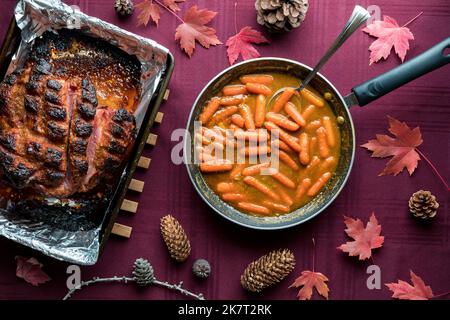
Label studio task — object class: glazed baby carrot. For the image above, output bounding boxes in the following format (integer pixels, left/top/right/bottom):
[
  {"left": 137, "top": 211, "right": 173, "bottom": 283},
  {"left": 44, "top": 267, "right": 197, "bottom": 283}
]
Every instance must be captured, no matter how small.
[
  {"left": 231, "top": 114, "right": 245, "bottom": 128},
  {"left": 320, "top": 156, "right": 336, "bottom": 171},
  {"left": 209, "top": 105, "right": 238, "bottom": 125},
  {"left": 237, "top": 202, "right": 271, "bottom": 215},
  {"left": 223, "top": 84, "right": 247, "bottom": 96},
  {"left": 270, "top": 171, "right": 296, "bottom": 189},
  {"left": 305, "top": 156, "right": 321, "bottom": 173},
  {"left": 240, "top": 74, "right": 274, "bottom": 85},
  {"left": 295, "top": 178, "right": 312, "bottom": 200},
  {"left": 242, "top": 162, "right": 271, "bottom": 176},
  {"left": 310, "top": 136, "right": 317, "bottom": 157},
  {"left": 305, "top": 119, "right": 322, "bottom": 131},
  {"left": 245, "top": 83, "right": 272, "bottom": 96},
  {"left": 307, "top": 172, "right": 332, "bottom": 197},
  {"left": 316, "top": 127, "right": 330, "bottom": 158},
  {"left": 322, "top": 116, "right": 336, "bottom": 147},
  {"left": 272, "top": 87, "right": 296, "bottom": 113},
  {"left": 299, "top": 133, "right": 310, "bottom": 165},
  {"left": 278, "top": 188, "right": 294, "bottom": 206},
  {"left": 279, "top": 150, "right": 299, "bottom": 171},
  {"left": 234, "top": 129, "right": 269, "bottom": 141},
  {"left": 264, "top": 121, "right": 301, "bottom": 152},
  {"left": 254, "top": 94, "right": 266, "bottom": 128},
  {"left": 265, "top": 112, "right": 300, "bottom": 131},
  {"left": 196, "top": 146, "right": 216, "bottom": 162},
  {"left": 230, "top": 163, "right": 247, "bottom": 179},
  {"left": 284, "top": 101, "right": 306, "bottom": 127},
  {"left": 301, "top": 105, "right": 316, "bottom": 121},
  {"left": 220, "top": 95, "right": 245, "bottom": 106},
  {"left": 239, "top": 104, "right": 256, "bottom": 130},
  {"left": 262, "top": 200, "right": 290, "bottom": 213},
  {"left": 200, "top": 160, "right": 233, "bottom": 173},
  {"left": 229, "top": 123, "right": 239, "bottom": 130},
  {"left": 243, "top": 176, "right": 280, "bottom": 201},
  {"left": 221, "top": 193, "right": 247, "bottom": 201},
  {"left": 199, "top": 97, "right": 221, "bottom": 124},
  {"left": 300, "top": 88, "right": 325, "bottom": 107},
  {"left": 195, "top": 133, "right": 211, "bottom": 145},
  {"left": 273, "top": 139, "right": 294, "bottom": 153},
  {"left": 239, "top": 145, "right": 271, "bottom": 156},
  {"left": 216, "top": 181, "right": 240, "bottom": 193}
]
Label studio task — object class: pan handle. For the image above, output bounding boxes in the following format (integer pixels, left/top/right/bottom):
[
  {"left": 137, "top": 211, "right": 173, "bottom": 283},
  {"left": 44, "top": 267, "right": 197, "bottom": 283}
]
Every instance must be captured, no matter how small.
[{"left": 350, "top": 37, "right": 450, "bottom": 106}]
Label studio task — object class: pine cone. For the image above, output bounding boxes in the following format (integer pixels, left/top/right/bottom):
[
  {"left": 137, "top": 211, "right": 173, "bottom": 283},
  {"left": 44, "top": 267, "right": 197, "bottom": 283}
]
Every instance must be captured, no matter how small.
[
  {"left": 132, "top": 258, "right": 155, "bottom": 286},
  {"left": 241, "top": 249, "right": 296, "bottom": 292},
  {"left": 409, "top": 190, "right": 439, "bottom": 220},
  {"left": 115, "top": 0, "right": 134, "bottom": 17},
  {"left": 255, "top": 0, "right": 309, "bottom": 33},
  {"left": 192, "top": 259, "right": 211, "bottom": 279},
  {"left": 160, "top": 215, "right": 191, "bottom": 262}
]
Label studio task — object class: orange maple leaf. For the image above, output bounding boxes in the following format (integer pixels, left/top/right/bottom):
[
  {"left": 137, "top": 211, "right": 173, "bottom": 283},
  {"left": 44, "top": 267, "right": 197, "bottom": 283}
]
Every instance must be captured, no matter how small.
[
  {"left": 136, "top": 0, "right": 161, "bottom": 26},
  {"left": 289, "top": 270, "right": 329, "bottom": 300},
  {"left": 175, "top": 5, "right": 222, "bottom": 58},
  {"left": 337, "top": 213, "right": 385, "bottom": 260},
  {"left": 386, "top": 271, "right": 433, "bottom": 300},
  {"left": 361, "top": 116, "right": 423, "bottom": 176}
]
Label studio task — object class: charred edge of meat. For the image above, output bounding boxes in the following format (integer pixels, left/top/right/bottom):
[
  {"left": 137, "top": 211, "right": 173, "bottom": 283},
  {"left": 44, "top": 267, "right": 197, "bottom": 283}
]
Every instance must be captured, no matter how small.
[
  {"left": 104, "top": 155, "right": 121, "bottom": 172},
  {"left": 73, "top": 159, "right": 88, "bottom": 175},
  {"left": 24, "top": 95, "right": 39, "bottom": 113},
  {"left": 81, "top": 79, "right": 98, "bottom": 106},
  {"left": 0, "top": 134, "right": 16, "bottom": 151},
  {"left": 110, "top": 122, "right": 125, "bottom": 138},
  {"left": 74, "top": 120, "right": 93, "bottom": 137},
  {"left": 47, "top": 79, "right": 62, "bottom": 91},
  {"left": 26, "top": 74, "right": 42, "bottom": 92},
  {"left": 47, "top": 121, "right": 67, "bottom": 140},
  {"left": 77, "top": 103, "right": 96, "bottom": 120},
  {"left": 46, "top": 170, "right": 65, "bottom": 186},
  {"left": 4, "top": 74, "right": 17, "bottom": 86},
  {"left": 46, "top": 105, "right": 67, "bottom": 120},
  {"left": 108, "top": 140, "right": 126, "bottom": 155},
  {"left": 26, "top": 142, "right": 41, "bottom": 160},
  {"left": 44, "top": 90, "right": 61, "bottom": 105},
  {"left": 0, "top": 151, "right": 33, "bottom": 187},
  {"left": 112, "top": 109, "right": 134, "bottom": 123},
  {"left": 33, "top": 59, "right": 51, "bottom": 75},
  {"left": 71, "top": 139, "right": 87, "bottom": 155},
  {"left": 44, "top": 148, "right": 63, "bottom": 168}
]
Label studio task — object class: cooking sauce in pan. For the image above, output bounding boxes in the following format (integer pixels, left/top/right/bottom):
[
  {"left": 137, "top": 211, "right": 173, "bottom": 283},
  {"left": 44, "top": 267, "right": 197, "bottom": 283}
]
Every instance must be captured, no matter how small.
[{"left": 196, "top": 73, "right": 341, "bottom": 217}]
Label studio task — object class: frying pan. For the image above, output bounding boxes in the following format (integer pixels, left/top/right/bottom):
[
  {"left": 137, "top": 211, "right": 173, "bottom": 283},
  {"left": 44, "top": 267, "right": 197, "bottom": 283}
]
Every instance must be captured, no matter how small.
[{"left": 185, "top": 37, "right": 450, "bottom": 230}]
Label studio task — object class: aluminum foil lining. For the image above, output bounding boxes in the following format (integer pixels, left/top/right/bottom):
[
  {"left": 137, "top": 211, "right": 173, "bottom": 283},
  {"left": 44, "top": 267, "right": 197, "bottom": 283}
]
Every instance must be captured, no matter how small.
[{"left": 0, "top": 0, "right": 169, "bottom": 265}]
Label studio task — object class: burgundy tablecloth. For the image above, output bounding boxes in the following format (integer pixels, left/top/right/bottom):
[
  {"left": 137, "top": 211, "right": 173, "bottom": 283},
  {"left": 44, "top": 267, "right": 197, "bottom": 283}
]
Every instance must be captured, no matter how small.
[{"left": 0, "top": 0, "right": 448, "bottom": 300}]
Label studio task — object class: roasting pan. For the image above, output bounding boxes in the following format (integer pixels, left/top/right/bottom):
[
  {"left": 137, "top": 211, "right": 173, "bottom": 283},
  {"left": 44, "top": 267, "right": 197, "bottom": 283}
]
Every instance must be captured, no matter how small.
[{"left": 0, "top": 16, "right": 174, "bottom": 262}]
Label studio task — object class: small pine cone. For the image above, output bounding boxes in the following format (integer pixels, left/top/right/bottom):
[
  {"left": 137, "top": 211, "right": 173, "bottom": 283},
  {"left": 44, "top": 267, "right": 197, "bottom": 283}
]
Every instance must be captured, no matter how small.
[
  {"left": 192, "top": 259, "right": 211, "bottom": 279},
  {"left": 160, "top": 215, "right": 191, "bottom": 262},
  {"left": 132, "top": 258, "right": 155, "bottom": 286},
  {"left": 115, "top": 0, "right": 134, "bottom": 17},
  {"left": 409, "top": 190, "right": 439, "bottom": 220},
  {"left": 255, "top": 0, "right": 309, "bottom": 33},
  {"left": 241, "top": 249, "right": 295, "bottom": 292}
]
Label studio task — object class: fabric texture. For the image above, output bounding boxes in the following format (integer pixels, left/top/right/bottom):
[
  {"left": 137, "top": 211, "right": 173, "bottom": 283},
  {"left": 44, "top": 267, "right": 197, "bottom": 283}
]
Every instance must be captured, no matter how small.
[{"left": 0, "top": 0, "right": 448, "bottom": 300}]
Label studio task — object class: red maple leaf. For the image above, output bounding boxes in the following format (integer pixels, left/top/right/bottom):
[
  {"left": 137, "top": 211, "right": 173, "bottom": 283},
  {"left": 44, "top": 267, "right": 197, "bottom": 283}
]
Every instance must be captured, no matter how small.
[
  {"left": 361, "top": 116, "right": 423, "bottom": 176},
  {"left": 289, "top": 270, "right": 329, "bottom": 300},
  {"left": 136, "top": 0, "right": 161, "bottom": 26},
  {"left": 175, "top": 5, "right": 222, "bottom": 58},
  {"left": 337, "top": 213, "right": 385, "bottom": 260},
  {"left": 386, "top": 271, "right": 433, "bottom": 300},
  {"left": 15, "top": 256, "right": 51, "bottom": 286},
  {"left": 226, "top": 26, "right": 269, "bottom": 65},
  {"left": 363, "top": 15, "right": 417, "bottom": 64},
  {"left": 162, "top": 0, "right": 185, "bottom": 12}
]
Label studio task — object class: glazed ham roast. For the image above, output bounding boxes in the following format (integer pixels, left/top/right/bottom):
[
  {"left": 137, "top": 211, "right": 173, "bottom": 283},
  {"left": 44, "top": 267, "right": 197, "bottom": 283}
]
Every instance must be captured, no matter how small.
[{"left": 0, "top": 30, "right": 141, "bottom": 199}]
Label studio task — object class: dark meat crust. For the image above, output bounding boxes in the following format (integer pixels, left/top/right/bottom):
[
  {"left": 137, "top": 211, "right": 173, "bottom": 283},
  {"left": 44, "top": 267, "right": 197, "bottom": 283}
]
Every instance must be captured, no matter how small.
[{"left": 0, "top": 30, "right": 140, "bottom": 198}]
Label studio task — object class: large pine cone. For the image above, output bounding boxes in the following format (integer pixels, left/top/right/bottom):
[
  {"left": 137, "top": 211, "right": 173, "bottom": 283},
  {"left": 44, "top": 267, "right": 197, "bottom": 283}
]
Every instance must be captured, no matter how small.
[
  {"left": 409, "top": 190, "right": 439, "bottom": 220},
  {"left": 160, "top": 215, "right": 191, "bottom": 262},
  {"left": 241, "top": 249, "right": 296, "bottom": 292},
  {"left": 255, "top": 0, "right": 309, "bottom": 33}
]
